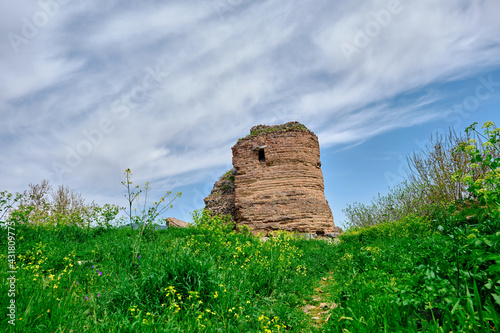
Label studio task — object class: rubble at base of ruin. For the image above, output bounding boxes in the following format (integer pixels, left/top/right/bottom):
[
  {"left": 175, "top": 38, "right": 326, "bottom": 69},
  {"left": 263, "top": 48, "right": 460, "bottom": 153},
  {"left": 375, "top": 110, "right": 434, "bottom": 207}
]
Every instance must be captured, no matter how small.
[{"left": 204, "top": 121, "right": 338, "bottom": 235}]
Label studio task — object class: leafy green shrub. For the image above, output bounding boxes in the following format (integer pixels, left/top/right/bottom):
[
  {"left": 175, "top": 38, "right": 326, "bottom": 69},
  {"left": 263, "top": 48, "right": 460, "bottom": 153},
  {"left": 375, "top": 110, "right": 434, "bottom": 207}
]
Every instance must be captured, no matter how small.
[
  {"left": 344, "top": 121, "right": 500, "bottom": 230},
  {"left": 331, "top": 122, "right": 500, "bottom": 331},
  {"left": 0, "top": 190, "right": 22, "bottom": 222},
  {"left": 326, "top": 208, "right": 500, "bottom": 332},
  {"left": 407, "top": 128, "right": 481, "bottom": 205},
  {"left": 192, "top": 209, "right": 236, "bottom": 235},
  {"left": 121, "top": 168, "right": 181, "bottom": 228},
  {"left": 455, "top": 121, "right": 500, "bottom": 205},
  {"left": 4, "top": 180, "right": 121, "bottom": 228},
  {"left": 340, "top": 214, "right": 432, "bottom": 244},
  {"left": 325, "top": 195, "right": 500, "bottom": 332},
  {"left": 343, "top": 181, "right": 438, "bottom": 228}
]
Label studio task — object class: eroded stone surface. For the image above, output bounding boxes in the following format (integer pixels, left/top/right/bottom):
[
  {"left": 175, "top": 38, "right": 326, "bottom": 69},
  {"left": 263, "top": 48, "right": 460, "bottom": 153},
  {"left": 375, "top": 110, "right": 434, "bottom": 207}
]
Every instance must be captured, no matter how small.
[
  {"left": 203, "top": 170, "right": 236, "bottom": 218},
  {"left": 166, "top": 217, "right": 189, "bottom": 228},
  {"left": 205, "top": 122, "right": 336, "bottom": 234}
]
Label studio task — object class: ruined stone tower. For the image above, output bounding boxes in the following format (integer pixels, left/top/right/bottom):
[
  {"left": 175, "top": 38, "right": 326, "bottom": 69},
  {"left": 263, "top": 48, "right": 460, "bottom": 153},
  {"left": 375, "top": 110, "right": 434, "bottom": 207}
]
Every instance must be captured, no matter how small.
[{"left": 204, "top": 121, "right": 335, "bottom": 234}]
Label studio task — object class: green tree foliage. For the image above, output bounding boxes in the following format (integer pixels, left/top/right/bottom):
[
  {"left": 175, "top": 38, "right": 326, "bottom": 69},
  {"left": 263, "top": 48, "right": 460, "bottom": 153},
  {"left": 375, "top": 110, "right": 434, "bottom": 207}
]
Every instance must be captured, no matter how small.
[
  {"left": 343, "top": 181, "right": 436, "bottom": 228},
  {"left": 0, "top": 190, "right": 22, "bottom": 222},
  {"left": 344, "top": 121, "right": 500, "bottom": 229},
  {"left": 455, "top": 121, "right": 500, "bottom": 205},
  {"left": 6, "top": 180, "right": 120, "bottom": 228},
  {"left": 407, "top": 129, "right": 477, "bottom": 204},
  {"left": 335, "top": 121, "right": 500, "bottom": 331}
]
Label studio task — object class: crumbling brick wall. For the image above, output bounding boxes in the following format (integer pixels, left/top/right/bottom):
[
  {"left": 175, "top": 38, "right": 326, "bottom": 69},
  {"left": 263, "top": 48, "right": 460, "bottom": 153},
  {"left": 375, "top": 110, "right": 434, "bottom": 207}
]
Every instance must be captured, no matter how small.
[
  {"left": 205, "top": 122, "right": 335, "bottom": 234},
  {"left": 204, "top": 170, "right": 236, "bottom": 218}
]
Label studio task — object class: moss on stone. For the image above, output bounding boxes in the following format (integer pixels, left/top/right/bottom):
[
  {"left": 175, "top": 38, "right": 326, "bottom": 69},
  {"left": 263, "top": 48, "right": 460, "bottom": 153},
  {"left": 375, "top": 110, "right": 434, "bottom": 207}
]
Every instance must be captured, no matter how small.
[
  {"left": 239, "top": 121, "right": 311, "bottom": 141},
  {"left": 220, "top": 169, "right": 235, "bottom": 183}
]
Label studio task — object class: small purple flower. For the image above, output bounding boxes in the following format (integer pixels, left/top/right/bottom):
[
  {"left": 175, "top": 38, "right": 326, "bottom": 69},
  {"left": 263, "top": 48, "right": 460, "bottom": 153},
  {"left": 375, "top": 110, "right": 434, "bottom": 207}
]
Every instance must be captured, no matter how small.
[
  {"left": 138, "top": 255, "right": 141, "bottom": 259},
  {"left": 139, "top": 265, "right": 141, "bottom": 267},
  {"left": 99, "top": 272, "right": 102, "bottom": 276},
  {"left": 96, "top": 270, "right": 98, "bottom": 273},
  {"left": 76, "top": 281, "right": 79, "bottom": 285},
  {"left": 85, "top": 296, "right": 88, "bottom": 300},
  {"left": 92, "top": 265, "right": 94, "bottom": 268},
  {"left": 97, "top": 294, "right": 101, "bottom": 298}
]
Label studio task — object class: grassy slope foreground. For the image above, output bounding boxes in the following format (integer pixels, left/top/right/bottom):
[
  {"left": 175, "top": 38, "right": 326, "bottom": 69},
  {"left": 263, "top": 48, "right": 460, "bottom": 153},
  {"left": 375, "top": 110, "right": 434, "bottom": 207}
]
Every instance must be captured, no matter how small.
[
  {"left": 1, "top": 207, "right": 499, "bottom": 332},
  {"left": 1, "top": 121, "right": 500, "bottom": 332},
  {"left": 324, "top": 211, "right": 500, "bottom": 332},
  {"left": 1, "top": 212, "right": 342, "bottom": 332}
]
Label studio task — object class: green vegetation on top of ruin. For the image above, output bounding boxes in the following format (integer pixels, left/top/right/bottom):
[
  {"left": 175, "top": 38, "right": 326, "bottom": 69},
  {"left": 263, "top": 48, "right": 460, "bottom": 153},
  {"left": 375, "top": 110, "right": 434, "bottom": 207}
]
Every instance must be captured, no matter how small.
[
  {"left": 214, "top": 169, "right": 235, "bottom": 194},
  {"left": 239, "top": 121, "right": 312, "bottom": 141},
  {"left": 220, "top": 169, "right": 235, "bottom": 183},
  {"left": 1, "top": 121, "right": 499, "bottom": 332}
]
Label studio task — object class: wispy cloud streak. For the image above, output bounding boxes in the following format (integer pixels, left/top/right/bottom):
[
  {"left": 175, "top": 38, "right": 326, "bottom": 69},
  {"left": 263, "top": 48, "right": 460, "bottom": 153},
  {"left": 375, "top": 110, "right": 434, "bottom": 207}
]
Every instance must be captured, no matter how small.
[{"left": 1, "top": 0, "right": 499, "bottom": 205}]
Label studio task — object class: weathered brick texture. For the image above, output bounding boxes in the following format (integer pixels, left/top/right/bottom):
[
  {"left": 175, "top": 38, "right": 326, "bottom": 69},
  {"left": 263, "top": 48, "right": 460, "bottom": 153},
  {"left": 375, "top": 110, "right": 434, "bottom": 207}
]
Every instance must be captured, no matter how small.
[
  {"left": 205, "top": 122, "right": 335, "bottom": 234},
  {"left": 204, "top": 172, "right": 236, "bottom": 218}
]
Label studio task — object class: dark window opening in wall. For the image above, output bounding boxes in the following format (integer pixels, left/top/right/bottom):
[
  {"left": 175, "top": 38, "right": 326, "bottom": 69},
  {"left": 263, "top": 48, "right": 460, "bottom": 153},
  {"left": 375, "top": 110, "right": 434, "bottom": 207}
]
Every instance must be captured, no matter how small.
[{"left": 259, "top": 148, "right": 265, "bottom": 162}]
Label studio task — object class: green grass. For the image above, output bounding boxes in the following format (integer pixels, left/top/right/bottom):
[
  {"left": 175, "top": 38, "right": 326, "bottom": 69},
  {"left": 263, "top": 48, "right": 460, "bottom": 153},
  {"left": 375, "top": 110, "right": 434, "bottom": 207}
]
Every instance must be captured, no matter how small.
[
  {"left": 239, "top": 121, "right": 312, "bottom": 141},
  {"left": 2, "top": 205, "right": 499, "bottom": 332},
  {"left": 3, "top": 121, "right": 499, "bottom": 332},
  {"left": 322, "top": 206, "right": 500, "bottom": 332},
  {"left": 1, "top": 212, "right": 338, "bottom": 332}
]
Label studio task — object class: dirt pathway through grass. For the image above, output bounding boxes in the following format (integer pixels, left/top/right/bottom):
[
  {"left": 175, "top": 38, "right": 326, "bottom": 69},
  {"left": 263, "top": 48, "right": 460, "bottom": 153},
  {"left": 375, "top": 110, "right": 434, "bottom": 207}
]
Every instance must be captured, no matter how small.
[{"left": 302, "top": 271, "right": 338, "bottom": 328}]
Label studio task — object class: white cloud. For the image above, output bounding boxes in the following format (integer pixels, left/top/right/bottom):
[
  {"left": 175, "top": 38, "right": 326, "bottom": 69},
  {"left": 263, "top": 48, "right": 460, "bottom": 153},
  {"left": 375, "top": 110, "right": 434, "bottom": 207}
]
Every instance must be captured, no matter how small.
[{"left": 1, "top": 0, "right": 500, "bottom": 209}]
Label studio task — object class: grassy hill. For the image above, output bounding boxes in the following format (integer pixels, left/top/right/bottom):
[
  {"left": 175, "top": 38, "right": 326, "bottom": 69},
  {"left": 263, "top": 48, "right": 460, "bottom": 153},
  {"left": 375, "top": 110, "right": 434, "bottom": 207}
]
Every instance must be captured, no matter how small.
[{"left": 1, "top": 121, "right": 499, "bottom": 332}]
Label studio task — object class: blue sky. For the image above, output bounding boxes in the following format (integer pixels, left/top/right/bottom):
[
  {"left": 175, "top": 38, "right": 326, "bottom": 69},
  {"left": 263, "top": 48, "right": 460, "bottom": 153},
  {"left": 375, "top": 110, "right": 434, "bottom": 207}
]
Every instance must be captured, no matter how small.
[{"left": 1, "top": 0, "right": 500, "bottom": 228}]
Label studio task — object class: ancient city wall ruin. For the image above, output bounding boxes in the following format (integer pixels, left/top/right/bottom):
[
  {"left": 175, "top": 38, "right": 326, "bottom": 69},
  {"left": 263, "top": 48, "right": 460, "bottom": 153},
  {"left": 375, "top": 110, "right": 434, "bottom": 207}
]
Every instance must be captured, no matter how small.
[{"left": 204, "top": 122, "right": 336, "bottom": 234}]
